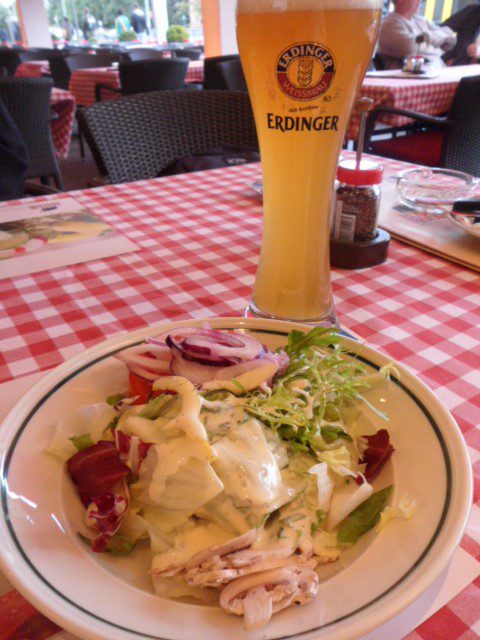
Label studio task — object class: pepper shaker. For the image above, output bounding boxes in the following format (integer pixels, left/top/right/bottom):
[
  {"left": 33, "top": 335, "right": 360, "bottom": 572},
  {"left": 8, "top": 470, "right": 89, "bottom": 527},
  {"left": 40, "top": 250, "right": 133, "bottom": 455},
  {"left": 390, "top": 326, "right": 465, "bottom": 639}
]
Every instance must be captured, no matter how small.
[{"left": 330, "top": 98, "right": 390, "bottom": 269}]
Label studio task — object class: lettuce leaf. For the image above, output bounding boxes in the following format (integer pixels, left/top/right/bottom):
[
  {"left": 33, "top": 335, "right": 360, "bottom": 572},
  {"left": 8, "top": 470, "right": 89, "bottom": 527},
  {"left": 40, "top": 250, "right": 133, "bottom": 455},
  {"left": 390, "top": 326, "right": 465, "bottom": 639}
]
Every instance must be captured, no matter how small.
[{"left": 337, "top": 485, "right": 393, "bottom": 545}]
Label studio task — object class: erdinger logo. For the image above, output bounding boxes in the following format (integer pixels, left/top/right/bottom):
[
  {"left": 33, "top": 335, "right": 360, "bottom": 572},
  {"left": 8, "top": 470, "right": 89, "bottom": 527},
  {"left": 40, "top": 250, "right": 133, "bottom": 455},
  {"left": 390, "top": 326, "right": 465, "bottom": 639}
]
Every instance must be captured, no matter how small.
[{"left": 276, "top": 42, "right": 335, "bottom": 101}]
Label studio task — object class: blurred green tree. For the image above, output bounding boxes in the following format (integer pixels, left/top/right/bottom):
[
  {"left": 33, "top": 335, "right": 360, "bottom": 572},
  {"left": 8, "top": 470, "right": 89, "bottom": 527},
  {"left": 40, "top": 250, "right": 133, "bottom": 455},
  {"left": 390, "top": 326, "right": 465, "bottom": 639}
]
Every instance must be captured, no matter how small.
[{"left": 167, "top": 1, "right": 190, "bottom": 26}]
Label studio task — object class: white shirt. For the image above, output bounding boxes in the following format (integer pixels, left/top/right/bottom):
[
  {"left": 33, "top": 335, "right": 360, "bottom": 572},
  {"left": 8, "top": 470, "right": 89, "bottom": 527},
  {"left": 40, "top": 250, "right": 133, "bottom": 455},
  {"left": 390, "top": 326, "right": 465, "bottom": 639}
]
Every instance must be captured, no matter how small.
[{"left": 378, "top": 13, "right": 456, "bottom": 63}]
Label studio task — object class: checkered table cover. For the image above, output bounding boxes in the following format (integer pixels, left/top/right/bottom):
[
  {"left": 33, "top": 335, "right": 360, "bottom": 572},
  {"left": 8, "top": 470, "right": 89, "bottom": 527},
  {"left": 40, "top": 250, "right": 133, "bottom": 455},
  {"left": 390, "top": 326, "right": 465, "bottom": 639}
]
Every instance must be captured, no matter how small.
[
  {"left": 346, "top": 64, "right": 480, "bottom": 141},
  {"left": 50, "top": 87, "right": 75, "bottom": 159},
  {"left": 14, "top": 59, "right": 50, "bottom": 78},
  {"left": 0, "top": 154, "right": 479, "bottom": 639},
  {"left": 69, "top": 60, "right": 205, "bottom": 107}
]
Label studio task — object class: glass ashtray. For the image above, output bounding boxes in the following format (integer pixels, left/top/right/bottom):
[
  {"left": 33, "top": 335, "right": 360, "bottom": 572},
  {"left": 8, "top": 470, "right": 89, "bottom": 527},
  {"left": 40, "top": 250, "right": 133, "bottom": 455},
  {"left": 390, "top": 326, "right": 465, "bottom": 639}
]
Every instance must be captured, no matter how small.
[
  {"left": 396, "top": 167, "right": 479, "bottom": 214},
  {"left": 448, "top": 212, "right": 480, "bottom": 238}
]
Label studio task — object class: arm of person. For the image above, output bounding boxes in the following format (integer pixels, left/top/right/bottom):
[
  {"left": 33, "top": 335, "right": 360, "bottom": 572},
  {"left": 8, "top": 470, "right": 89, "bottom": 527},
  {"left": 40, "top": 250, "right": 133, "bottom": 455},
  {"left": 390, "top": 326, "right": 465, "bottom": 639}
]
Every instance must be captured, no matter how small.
[
  {"left": 378, "top": 16, "right": 416, "bottom": 58},
  {"left": 424, "top": 20, "right": 456, "bottom": 51},
  {"left": 467, "top": 42, "right": 480, "bottom": 58}
]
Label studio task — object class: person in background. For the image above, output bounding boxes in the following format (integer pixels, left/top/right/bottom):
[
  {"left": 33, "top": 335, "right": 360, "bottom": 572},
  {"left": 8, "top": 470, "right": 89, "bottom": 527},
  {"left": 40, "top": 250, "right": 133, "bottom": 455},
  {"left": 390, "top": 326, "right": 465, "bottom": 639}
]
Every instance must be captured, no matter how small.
[
  {"left": 11, "top": 21, "right": 21, "bottom": 44},
  {"left": 115, "top": 10, "right": 132, "bottom": 39},
  {"left": 130, "top": 4, "right": 148, "bottom": 41},
  {"left": 62, "top": 16, "right": 74, "bottom": 43},
  {"left": 81, "top": 8, "right": 96, "bottom": 40},
  {"left": 0, "top": 97, "right": 28, "bottom": 201},
  {"left": 442, "top": 3, "right": 480, "bottom": 65},
  {"left": 377, "top": 0, "right": 456, "bottom": 68}
]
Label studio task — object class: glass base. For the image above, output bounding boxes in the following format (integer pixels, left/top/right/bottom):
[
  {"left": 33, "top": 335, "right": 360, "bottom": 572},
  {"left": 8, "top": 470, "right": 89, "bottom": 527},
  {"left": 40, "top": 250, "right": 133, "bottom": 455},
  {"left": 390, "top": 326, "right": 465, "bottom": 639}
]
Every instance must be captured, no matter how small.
[{"left": 245, "top": 300, "right": 338, "bottom": 328}]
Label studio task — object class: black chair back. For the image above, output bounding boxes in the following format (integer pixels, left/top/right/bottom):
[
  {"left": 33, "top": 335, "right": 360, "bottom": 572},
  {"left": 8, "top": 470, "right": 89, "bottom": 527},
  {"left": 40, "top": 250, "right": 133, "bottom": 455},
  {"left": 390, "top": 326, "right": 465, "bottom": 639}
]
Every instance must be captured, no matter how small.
[
  {"left": 18, "top": 50, "right": 52, "bottom": 63},
  {"left": 442, "top": 75, "right": 480, "bottom": 176},
  {"left": 78, "top": 90, "right": 258, "bottom": 184},
  {"left": 49, "top": 56, "right": 71, "bottom": 89},
  {"left": 118, "top": 58, "right": 189, "bottom": 95},
  {"left": 125, "top": 48, "right": 165, "bottom": 62},
  {"left": 203, "top": 55, "right": 240, "bottom": 90},
  {"left": 0, "top": 48, "right": 21, "bottom": 76},
  {"left": 66, "top": 53, "right": 120, "bottom": 72},
  {"left": 216, "top": 59, "right": 247, "bottom": 92},
  {"left": 0, "top": 77, "right": 62, "bottom": 188},
  {"left": 172, "top": 47, "right": 202, "bottom": 61}
]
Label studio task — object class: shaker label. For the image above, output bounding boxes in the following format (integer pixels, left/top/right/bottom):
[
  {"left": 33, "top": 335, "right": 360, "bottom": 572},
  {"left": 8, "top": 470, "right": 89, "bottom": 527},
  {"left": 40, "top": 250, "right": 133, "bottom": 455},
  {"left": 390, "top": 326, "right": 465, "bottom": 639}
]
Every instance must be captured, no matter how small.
[
  {"left": 333, "top": 201, "right": 356, "bottom": 242},
  {"left": 276, "top": 42, "right": 335, "bottom": 101}
]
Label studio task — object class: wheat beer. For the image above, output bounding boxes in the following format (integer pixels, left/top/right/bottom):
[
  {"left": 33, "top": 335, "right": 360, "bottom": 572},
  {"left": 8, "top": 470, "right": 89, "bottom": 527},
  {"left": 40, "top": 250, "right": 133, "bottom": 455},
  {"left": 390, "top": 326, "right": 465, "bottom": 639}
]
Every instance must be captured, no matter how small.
[{"left": 236, "top": 0, "right": 381, "bottom": 322}]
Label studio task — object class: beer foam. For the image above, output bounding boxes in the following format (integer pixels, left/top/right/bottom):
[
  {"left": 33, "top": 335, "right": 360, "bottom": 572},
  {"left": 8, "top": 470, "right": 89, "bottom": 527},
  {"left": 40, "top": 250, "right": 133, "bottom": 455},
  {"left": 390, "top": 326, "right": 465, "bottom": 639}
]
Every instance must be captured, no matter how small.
[{"left": 237, "top": 0, "right": 381, "bottom": 12}]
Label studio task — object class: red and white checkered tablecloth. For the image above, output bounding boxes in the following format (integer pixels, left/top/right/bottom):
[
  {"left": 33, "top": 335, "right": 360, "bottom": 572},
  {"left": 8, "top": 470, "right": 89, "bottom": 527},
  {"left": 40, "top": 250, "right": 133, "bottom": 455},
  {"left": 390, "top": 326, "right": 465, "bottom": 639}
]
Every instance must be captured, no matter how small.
[
  {"left": 14, "top": 59, "right": 50, "bottom": 78},
  {"left": 346, "top": 64, "right": 480, "bottom": 140},
  {"left": 69, "top": 60, "right": 204, "bottom": 107},
  {"left": 50, "top": 87, "right": 75, "bottom": 159},
  {"left": 0, "top": 155, "right": 479, "bottom": 639}
]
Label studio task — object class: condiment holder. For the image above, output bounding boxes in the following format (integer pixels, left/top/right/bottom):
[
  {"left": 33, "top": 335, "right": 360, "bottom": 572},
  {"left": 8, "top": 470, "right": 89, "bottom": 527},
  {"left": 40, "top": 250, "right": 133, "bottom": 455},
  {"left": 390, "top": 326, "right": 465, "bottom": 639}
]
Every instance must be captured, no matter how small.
[{"left": 330, "top": 97, "right": 390, "bottom": 269}]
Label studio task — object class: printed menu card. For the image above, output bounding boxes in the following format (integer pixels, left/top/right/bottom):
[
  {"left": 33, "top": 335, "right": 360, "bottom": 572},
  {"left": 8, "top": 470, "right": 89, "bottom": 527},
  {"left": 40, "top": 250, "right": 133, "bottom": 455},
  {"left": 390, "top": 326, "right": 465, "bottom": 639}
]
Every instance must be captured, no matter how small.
[{"left": 0, "top": 197, "right": 138, "bottom": 280}]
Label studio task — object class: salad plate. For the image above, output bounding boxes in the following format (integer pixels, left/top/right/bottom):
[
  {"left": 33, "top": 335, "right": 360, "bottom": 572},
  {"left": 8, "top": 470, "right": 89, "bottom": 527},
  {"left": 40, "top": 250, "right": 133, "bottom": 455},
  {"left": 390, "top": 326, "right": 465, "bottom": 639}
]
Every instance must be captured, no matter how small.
[{"left": 0, "top": 317, "right": 472, "bottom": 640}]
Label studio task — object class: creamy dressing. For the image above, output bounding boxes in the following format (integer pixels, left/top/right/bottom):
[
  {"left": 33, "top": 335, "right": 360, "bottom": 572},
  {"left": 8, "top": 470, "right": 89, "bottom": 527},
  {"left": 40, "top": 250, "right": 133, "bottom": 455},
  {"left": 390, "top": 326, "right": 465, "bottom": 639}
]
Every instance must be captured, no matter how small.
[
  {"left": 151, "top": 522, "right": 233, "bottom": 573},
  {"left": 213, "top": 418, "right": 291, "bottom": 510},
  {"left": 201, "top": 362, "right": 278, "bottom": 394},
  {"left": 201, "top": 395, "right": 249, "bottom": 441},
  {"left": 132, "top": 437, "right": 222, "bottom": 510}
]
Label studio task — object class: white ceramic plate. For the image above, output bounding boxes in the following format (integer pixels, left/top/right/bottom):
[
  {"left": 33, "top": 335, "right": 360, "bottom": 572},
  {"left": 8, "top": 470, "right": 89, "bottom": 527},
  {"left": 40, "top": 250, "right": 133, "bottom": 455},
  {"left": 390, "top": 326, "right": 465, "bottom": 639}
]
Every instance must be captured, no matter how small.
[{"left": 0, "top": 317, "right": 472, "bottom": 640}]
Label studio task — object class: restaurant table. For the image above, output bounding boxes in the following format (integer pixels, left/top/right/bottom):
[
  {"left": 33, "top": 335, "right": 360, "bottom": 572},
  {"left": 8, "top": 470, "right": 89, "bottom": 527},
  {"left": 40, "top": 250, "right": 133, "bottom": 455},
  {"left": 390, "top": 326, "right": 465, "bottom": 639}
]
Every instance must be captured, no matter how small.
[
  {"left": 69, "top": 60, "right": 205, "bottom": 107},
  {"left": 346, "top": 64, "right": 480, "bottom": 140},
  {"left": 0, "top": 153, "right": 479, "bottom": 640},
  {"left": 50, "top": 87, "right": 75, "bottom": 159},
  {"left": 15, "top": 59, "right": 50, "bottom": 78}
]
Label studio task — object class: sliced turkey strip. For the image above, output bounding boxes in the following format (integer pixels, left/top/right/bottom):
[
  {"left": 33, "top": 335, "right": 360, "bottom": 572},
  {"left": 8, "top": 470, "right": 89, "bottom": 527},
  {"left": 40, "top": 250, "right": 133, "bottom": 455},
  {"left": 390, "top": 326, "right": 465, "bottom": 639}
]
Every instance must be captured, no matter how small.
[
  {"left": 185, "top": 528, "right": 257, "bottom": 569},
  {"left": 151, "top": 529, "right": 257, "bottom": 579},
  {"left": 186, "top": 547, "right": 295, "bottom": 588},
  {"left": 219, "top": 565, "right": 319, "bottom": 630}
]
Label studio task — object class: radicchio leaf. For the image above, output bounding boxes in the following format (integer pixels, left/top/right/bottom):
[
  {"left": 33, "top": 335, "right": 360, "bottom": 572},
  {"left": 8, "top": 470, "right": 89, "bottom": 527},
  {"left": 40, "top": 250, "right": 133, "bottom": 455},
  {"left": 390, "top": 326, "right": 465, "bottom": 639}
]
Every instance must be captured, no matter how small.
[
  {"left": 356, "top": 429, "right": 395, "bottom": 484},
  {"left": 66, "top": 440, "right": 130, "bottom": 506}
]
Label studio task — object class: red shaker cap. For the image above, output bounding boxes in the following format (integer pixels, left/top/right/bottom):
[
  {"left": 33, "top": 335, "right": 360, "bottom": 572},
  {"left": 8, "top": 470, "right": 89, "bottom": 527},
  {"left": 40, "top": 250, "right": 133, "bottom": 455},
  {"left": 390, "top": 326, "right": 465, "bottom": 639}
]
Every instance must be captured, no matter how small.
[{"left": 337, "top": 159, "right": 384, "bottom": 186}]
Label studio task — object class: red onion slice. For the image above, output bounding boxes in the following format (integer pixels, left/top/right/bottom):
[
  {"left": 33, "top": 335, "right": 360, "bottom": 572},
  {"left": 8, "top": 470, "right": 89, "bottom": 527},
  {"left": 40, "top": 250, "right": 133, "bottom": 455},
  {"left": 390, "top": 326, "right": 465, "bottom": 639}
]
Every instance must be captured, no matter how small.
[
  {"left": 115, "top": 326, "right": 290, "bottom": 389},
  {"left": 153, "top": 327, "right": 263, "bottom": 361},
  {"left": 128, "top": 364, "right": 167, "bottom": 382},
  {"left": 170, "top": 347, "right": 219, "bottom": 385},
  {"left": 166, "top": 335, "right": 238, "bottom": 367}
]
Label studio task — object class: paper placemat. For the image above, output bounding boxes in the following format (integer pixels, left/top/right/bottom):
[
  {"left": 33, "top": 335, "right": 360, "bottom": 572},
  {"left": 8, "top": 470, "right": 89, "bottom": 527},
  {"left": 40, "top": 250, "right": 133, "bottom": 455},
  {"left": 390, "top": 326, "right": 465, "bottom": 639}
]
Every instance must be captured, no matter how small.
[
  {"left": 379, "top": 179, "right": 480, "bottom": 272},
  {"left": 0, "top": 197, "right": 138, "bottom": 280}
]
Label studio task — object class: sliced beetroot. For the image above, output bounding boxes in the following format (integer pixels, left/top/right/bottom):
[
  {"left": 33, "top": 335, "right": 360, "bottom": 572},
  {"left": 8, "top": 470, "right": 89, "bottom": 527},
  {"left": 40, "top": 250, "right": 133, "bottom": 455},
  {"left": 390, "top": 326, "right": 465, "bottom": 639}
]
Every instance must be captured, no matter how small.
[
  {"left": 67, "top": 441, "right": 130, "bottom": 506},
  {"left": 357, "top": 429, "right": 395, "bottom": 484}
]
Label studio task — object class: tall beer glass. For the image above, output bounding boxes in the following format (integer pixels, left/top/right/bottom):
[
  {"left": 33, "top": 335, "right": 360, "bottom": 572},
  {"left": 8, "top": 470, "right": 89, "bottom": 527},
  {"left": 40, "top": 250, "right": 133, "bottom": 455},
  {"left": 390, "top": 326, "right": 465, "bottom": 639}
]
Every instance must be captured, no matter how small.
[{"left": 236, "top": 0, "right": 381, "bottom": 323}]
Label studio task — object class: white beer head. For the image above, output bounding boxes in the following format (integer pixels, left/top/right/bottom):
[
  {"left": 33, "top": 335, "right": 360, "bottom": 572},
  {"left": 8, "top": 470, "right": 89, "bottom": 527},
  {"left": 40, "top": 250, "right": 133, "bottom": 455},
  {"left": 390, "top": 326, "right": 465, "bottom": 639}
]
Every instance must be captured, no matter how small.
[{"left": 237, "top": 0, "right": 382, "bottom": 12}]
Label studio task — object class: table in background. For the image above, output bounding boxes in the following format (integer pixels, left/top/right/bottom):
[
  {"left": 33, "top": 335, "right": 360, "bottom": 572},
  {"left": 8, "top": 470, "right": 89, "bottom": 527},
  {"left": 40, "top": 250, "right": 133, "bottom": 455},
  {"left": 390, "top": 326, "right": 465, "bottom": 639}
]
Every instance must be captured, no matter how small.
[
  {"left": 15, "top": 59, "right": 50, "bottom": 78},
  {"left": 347, "top": 64, "right": 480, "bottom": 140},
  {"left": 50, "top": 87, "right": 75, "bottom": 159},
  {"left": 0, "top": 155, "right": 479, "bottom": 639},
  {"left": 69, "top": 60, "right": 205, "bottom": 107}
]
